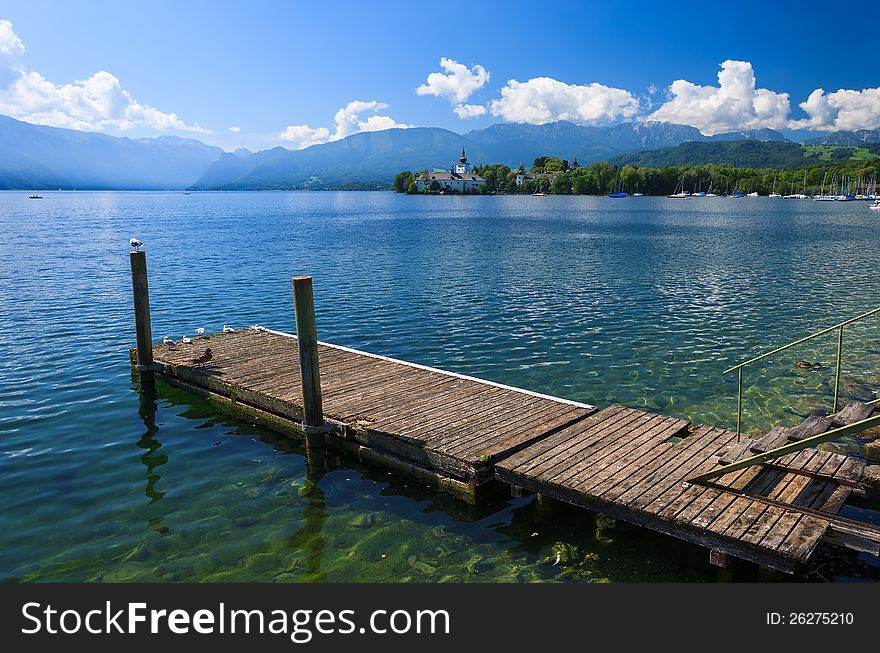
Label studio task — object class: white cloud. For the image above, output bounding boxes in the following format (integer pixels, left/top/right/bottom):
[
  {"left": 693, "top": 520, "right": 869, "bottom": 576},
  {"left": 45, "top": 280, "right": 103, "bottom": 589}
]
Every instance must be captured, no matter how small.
[
  {"left": 228, "top": 125, "right": 240, "bottom": 133},
  {"left": 791, "top": 87, "right": 880, "bottom": 132},
  {"left": 647, "top": 60, "right": 790, "bottom": 135},
  {"left": 279, "top": 99, "right": 412, "bottom": 149},
  {"left": 0, "top": 19, "right": 209, "bottom": 133},
  {"left": 279, "top": 124, "right": 332, "bottom": 148},
  {"left": 453, "top": 103, "right": 486, "bottom": 118},
  {"left": 489, "top": 77, "right": 639, "bottom": 124},
  {"left": 417, "top": 57, "right": 489, "bottom": 104}
]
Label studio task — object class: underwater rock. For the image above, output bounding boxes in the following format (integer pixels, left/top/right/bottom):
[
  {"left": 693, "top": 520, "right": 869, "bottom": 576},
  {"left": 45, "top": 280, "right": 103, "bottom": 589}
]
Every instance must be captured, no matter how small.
[
  {"left": 865, "top": 440, "right": 880, "bottom": 462},
  {"left": 348, "top": 512, "right": 377, "bottom": 529},
  {"left": 101, "top": 563, "right": 152, "bottom": 583},
  {"left": 243, "top": 487, "right": 262, "bottom": 500},
  {"left": 411, "top": 561, "right": 436, "bottom": 576},
  {"left": 595, "top": 514, "right": 616, "bottom": 545},
  {"left": 267, "top": 489, "right": 301, "bottom": 507},
  {"left": 233, "top": 516, "right": 260, "bottom": 529},
  {"left": 841, "top": 376, "right": 876, "bottom": 401},
  {"left": 119, "top": 542, "right": 151, "bottom": 563},
  {"left": 259, "top": 467, "right": 282, "bottom": 484},
  {"left": 861, "top": 465, "right": 880, "bottom": 489},
  {"left": 466, "top": 556, "right": 490, "bottom": 575},
  {"left": 549, "top": 542, "right": 582, "bottom": 566}
]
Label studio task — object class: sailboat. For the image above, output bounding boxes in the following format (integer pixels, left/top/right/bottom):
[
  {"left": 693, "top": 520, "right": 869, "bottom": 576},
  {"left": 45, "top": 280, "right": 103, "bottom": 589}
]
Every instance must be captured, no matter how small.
[
  {"left": 769, "top": 175, "right": 781, "bottom": 198},
  {"left": 607, "top": 173, "right": 628, "bottom": 198},
  {"left": 814, "top": 172, "right": 834, "bottom": 201},
  {"left": 705, "top": 182, "right": 717, "bottom": 197},
  {"left": 633, "top": 182, "right": 643, "bottom": 197},
  {"left": 667, "top": 173, "right": 689, "bottom": 198},
  {"left": 729, "top": 178, "right": 745, "bottom": 198},
  {"left": 784, "top": 171, "right": 809, "bottom": 199}
]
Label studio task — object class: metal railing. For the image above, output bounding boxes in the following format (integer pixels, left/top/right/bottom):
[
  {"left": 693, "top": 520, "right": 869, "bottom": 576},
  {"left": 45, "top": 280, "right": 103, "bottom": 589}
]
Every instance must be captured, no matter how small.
[{"left": 724, "top": 305, "right": 880, "bottom": 440}]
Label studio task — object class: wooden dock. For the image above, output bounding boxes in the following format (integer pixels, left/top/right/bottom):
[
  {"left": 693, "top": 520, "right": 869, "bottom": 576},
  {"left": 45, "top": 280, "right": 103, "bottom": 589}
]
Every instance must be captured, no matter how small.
[
  {"left": 495, "top": 405, "right": 868, "bottom": 573},
  {"left": 140, "top": 328, "right": 594, "bottom": 500},
  {"left": 126, "top": 256, "right": 879, "bottom": 573},
  {"left": 135, "top": 328, "right": 878, "bottom": 573}
]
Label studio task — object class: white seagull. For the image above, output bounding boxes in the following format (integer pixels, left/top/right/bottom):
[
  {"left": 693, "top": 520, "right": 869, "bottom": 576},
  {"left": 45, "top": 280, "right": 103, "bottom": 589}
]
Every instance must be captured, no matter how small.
[
  {"left": 250, "top": 325, "right": 266, "bottom": 332},
  {"left": 195, "top": 327, "right": 205, "bottom": 335},
  {"left": 182, "top": 336, "right": 192, "bottom": 344},
  {"left": 130, "top": 238, "right": 144, "bottom": 252},
  {"left": 163, "top": 336, "right": 177, "bottom": 347},
  {"left": 223, "top": 324, "right": 236, "bottom": 333}
]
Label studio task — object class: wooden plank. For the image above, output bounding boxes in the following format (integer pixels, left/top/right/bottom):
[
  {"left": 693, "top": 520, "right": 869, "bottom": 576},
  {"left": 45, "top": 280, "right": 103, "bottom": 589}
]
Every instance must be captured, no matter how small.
[
  {"left": 366, "top": 383, "right": 504, "bottom": 432},
  {"left": 789, "top": 415, "right": 832, "bottom": 441},
  {"left": 498, "top": 405, "right": 628, "bottom": 471},
  {"left": 777, "top": 516, "right": 830, "bottom": 560},
  {"left": 523, "top": 410, "right": 657, "bottom": 481},
  {"left": 429, "top": 394, "right": 562, "bottom": 453},
  {"left": 834, "top": 457, "right": 865, "bottom": 485},
  {"left": 723, "top": 501, "right": 771, "bottom": 541},
  {"left": 740, "top": 504, "right": 788, "bottom": 545},
  {"left": 548, "top": 413, "right": 677, "bottom": 486},
  {"left": 751, "top": 426, "right": 792, "bottom": 453},
  {"left": 600, "top": 425, "right": 724, "bottom": 503},
  {"left": 628, "top": 429, "right": 743, "bottom": 514},
  {"left": 719, "top": 438, "right": 755, "bottom": 465},
  {"left": 506, "top": 407, "right": 647, "bottom": 476},
  {"left": 572, "top": 417, "right": 691, "bottom": 494},
  {"left": 756, "top": 510, "right": 803, "bottom": 551},
  {"left": 832, "top": 401, "right": 875, "bottom": 427},
  {"left": 445, "top": 405, "right": 589, "bottom": 459}
]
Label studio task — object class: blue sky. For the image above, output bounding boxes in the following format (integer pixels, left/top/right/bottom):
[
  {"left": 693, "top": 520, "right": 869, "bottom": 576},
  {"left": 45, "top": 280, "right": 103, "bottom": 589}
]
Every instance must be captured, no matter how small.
[{"left": 1, "top": 0, "right": 878, "bottom": 150}]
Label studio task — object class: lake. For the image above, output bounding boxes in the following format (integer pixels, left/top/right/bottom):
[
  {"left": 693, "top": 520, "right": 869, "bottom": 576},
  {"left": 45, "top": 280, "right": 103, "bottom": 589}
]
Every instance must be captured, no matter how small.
[{"left": 1, "top": 190, "right": 878, "bottom": 582}]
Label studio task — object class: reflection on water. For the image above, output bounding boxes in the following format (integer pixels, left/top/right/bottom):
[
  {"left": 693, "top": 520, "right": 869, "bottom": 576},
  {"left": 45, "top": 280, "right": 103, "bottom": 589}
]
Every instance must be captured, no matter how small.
[
  {"left": 136, "top": 376, "right": 167, "bottom": 505},
  {"left": 1, "top": 191, "right": 879, "bottom": 583}
]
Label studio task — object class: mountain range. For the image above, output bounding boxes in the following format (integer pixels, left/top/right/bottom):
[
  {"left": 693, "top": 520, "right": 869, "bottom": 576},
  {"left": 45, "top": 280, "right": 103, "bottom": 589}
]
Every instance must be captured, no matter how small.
[
  {"left": 0, "top": 115, "right": 224, "bottom": 190},
  {"left": 1, "top": 113, "right": 879, "bottom": 191},
  {"left": 190, "top": 121, "right": 791, "bottom": 190}
]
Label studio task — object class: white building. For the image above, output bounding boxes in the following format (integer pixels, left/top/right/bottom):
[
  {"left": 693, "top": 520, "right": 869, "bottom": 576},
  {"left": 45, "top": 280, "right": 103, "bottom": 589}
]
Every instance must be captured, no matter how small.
[{"left": 416, "top": 148, "right": 486, "bottom": 192}]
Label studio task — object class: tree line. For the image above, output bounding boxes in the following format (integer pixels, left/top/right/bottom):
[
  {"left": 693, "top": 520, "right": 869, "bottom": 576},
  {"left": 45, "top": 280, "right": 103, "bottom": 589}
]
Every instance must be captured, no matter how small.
[{"left": 395, "top": 157, "right": 880, "bottom": 196}]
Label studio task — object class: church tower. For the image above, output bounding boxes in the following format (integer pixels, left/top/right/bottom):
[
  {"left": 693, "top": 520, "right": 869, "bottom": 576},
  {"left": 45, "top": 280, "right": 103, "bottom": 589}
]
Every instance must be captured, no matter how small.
[{"left": 454, "top": 147, "right": 471, "bottom": 174}]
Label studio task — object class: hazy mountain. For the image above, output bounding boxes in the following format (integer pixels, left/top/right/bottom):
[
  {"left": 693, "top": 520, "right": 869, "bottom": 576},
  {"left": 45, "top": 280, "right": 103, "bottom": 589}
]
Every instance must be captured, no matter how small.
[
  {"left": 193, "top": 122, "right": 789, "bottom": 189},
  {"left": 0, "top": 115, "right": 224, "bottom": 189},
  {"left": 190, "top": 127, "right": 496, "bottom": 190},
  {"left": 803, "top": 130, "right": 880, "bottom": 146},
  {"left": 0, "top": 113, "right": 794, "bottom": 191}
]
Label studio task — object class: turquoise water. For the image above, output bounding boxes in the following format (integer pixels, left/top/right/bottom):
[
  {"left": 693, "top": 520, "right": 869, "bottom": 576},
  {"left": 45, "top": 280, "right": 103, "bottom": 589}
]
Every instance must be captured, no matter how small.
[{"left": 1, "top": 190, "right": 878, "bottom": 583}]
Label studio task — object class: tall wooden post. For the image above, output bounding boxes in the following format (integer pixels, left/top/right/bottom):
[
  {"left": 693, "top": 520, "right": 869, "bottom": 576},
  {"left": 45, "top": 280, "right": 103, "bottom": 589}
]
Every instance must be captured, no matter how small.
[
  {"left": 130, "top": 250, "right": 154, "bottom": 382},
  {"left": 292, "top": 275, "right": 325, "bottom": 446}
]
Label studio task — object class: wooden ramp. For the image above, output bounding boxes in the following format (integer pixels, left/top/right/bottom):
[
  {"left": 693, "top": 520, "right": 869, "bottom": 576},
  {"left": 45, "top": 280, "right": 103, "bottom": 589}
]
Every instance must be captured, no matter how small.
[
  {"left": 495, "top": 405, "right": 866, "bottom": 573},
  {"left": 140, "top": 328, "right": 594, "bottom": 500}
]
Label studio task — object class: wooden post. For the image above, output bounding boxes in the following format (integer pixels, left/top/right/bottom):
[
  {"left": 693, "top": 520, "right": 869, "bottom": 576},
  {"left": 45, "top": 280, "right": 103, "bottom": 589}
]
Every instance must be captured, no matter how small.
[
  {"left": 130, "top": 250, "right": 154, "bottom": 379},
  {"left": 292, "top": 275, "right": 325, "bottom": 446}
]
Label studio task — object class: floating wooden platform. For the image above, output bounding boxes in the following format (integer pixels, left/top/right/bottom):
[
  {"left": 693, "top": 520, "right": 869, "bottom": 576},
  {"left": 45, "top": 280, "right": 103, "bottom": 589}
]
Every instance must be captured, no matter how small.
[
  {"left": 135, "top": 328, "right": 875, "bottom": 573},
  {"left": 139, "top": 328, "right": 594, "bottom": 500},
  {"left": 495, "top": 405, "right": 867, "bottom": 573}
]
